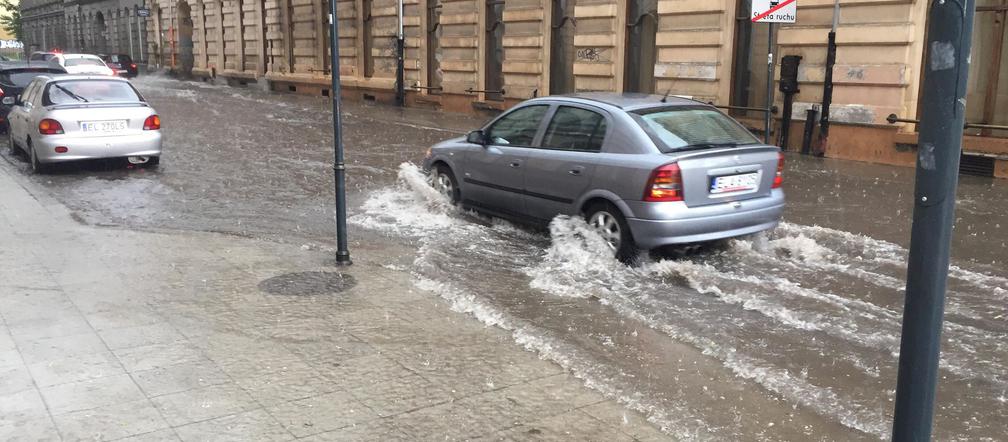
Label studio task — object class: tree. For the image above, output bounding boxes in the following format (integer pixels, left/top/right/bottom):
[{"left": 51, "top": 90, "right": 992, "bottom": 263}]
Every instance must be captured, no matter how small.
[{"left": 0, "top": 0, "right": 22, "bottom": 42}]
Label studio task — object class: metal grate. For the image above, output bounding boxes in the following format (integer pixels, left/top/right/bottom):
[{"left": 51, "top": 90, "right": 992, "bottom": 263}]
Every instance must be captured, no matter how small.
[{"left": 959, "top": 153, "right": 996, "bottom": 177}]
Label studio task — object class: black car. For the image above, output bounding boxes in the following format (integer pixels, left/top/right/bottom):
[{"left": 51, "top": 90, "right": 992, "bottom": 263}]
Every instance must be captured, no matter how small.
[
  {"left": 0, "top": 63, "right": 67, "bottom": 133},
  {"left": 99, "top": 54, "right": 138, "bottom": 78}
]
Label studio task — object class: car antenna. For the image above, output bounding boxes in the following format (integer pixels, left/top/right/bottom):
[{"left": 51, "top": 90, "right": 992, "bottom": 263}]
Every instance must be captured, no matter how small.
[{"left": 660, "top": 89, "right": 672, "bottom": 103}]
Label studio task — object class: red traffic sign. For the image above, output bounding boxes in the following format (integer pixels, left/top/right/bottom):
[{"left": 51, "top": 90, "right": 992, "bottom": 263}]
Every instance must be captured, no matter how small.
[{"left": 752, "top": 0, "right": 797, "bottom": 23}]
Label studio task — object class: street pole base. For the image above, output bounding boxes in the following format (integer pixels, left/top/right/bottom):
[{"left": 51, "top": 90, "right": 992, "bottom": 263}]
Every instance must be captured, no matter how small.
[{"left": 333, "top": 251, "right": 353, "bottom": 266}]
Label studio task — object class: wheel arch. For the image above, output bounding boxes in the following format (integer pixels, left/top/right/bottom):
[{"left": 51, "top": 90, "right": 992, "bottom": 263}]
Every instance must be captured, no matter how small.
[{"left": 577, "top": 190, "right": 634, "bottom": 220}]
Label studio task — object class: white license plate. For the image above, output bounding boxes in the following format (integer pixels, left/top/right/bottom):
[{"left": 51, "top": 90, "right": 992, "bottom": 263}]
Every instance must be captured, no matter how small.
[
  {"left": 80, "top": 120, "right": 128, "bottom": 133},
  {"left": 710, "top": 172, "right": 760, "bottom": 194}
]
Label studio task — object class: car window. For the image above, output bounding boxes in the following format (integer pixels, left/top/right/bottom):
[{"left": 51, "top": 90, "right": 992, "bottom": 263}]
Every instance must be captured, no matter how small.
[
  {"left": 64, "top": 58, "right": 106, "bottom": 67},
  {"left": 21, "top": 81, "right": 40, "bottom": 105},
  {"left": 540, "top": 106, "right": 608, "bottom": 152},
  {"left": 29, "top": 54, "right": 47, "bottom": 61},
  {"left": 632, "top": 106, "right": 760, "bottom": 152},
  {"left": 485, "top": 105, "right": 548, "bottom": 146},
  {"left": 44, "top": 80, "right": 142, "bottom": 105}
]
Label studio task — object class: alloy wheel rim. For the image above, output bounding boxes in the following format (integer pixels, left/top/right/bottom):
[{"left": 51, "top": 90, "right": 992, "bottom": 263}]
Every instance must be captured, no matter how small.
[
  {"left": 435, "top": 173, "right": 453, "bottom": 200},
  {"left": 589, "top": 211, "right": 621, "bottom": 251}
]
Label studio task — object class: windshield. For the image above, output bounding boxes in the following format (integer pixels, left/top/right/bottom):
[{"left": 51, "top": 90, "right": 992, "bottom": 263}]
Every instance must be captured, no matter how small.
[
  {"left": 44, "top": 80, "right": 143, "bottom": 104},
  {"left": 64, "top": 58, "right": 106, "bottom": 67},
  {"left": 633, "top": 106, "right": 760, "bottom": 152}
]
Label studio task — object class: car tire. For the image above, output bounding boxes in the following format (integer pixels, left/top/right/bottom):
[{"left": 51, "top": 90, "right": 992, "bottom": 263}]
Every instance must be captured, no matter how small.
[
  {"left": 29, "top": 142, "right": 47, "bottom": 174},
  {"left": 7, "top": 130, "right": 18, "bottom": 156},
  {"left": 432, "top": 164, "right": 461, "bottom": 204},
  {"left": 585, "top": 202, "right": 639, "bottom": 265}
]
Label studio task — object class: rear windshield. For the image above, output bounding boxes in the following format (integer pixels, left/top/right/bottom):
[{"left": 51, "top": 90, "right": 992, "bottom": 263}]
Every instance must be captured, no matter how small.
[
  {"left": 30, "top": 54, "right": 54, "bottom": 62},
  {"left": 632, "top": 106, "right": 760, "bottom": 152},
  {"left": 64, "top": 58, "right": 105, "bottom": 67},
  {"left": 44, "top": 80, "right": 143, "bottom": 105},
  {"left": 0, "top": 71, "right": 60, "bottom": 87}
]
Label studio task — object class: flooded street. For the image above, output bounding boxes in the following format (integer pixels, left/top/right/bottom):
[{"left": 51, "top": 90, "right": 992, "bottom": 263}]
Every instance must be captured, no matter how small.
[{"left": 3, "top": 76, "right": 1006, "bottom": 440}]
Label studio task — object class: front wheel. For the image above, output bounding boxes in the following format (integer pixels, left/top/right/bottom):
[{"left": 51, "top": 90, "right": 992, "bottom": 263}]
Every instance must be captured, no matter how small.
[
  {"left": 585, "top": 203, "right": 639, "bottom": 264},
  {"left": 431, "top": 164, "right": 460, "bottom": 204}
]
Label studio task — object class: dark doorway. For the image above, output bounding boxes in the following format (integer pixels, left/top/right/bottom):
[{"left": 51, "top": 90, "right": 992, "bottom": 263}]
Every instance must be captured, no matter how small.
[
  {"left": 484, "top": 0, "right": 505, "bottom": 101},
  {"left": 94, "top": 11, "right": 108, "bottom": 53},
  {"left": 177, "top": 0, "right": 194, "bottom": 76},
  {"left": 961, "top": 0, "right": 1008, "bottom": 137},
  {"left": 730, "top": 0, "right": 774, "bottom": 118},
  {"left": 624, "top": 0, "right": 657, "bottom": 93},
  {"left": 426, "top": 0, "right": 443, "bottom": 94},
  {"left": 550, "top": 0, "right": 576, "bottom": 94},
  {"left": 362, "top": 0, "right": 374, "bottom": 78}
]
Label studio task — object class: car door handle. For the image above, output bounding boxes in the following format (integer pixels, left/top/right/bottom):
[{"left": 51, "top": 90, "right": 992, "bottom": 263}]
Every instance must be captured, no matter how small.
[
  {"left": 568, "top": 166, "right": 585, "bottom": 176},
  {"left": 509, "top": 162, "right": 521, "bottom": 168}
]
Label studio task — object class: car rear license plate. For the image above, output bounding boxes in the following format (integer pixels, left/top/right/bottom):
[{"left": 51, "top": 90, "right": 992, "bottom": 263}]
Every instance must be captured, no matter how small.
[
  {"left": 710, "top": 172, "right": 759, "bottom": 194},
  {"left": 80, "top": 120, "right": 127, "bottom": 133}
]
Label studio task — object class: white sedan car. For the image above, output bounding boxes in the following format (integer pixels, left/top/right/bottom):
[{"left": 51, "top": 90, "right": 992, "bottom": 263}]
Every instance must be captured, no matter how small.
[
  {"left": 51, "top": 54, "right": 115, "bottom": 76},
  {"left": 6, "top": 75, "right": 162, "bottom": 173}
]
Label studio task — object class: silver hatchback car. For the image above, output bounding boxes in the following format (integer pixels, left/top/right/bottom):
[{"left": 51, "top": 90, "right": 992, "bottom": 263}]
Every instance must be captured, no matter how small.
[
  {"left": 423, "top": 93, "right": 785, "bottom": 261},
  {"left": 6, "top": 75, "right": 162, "bottom": 173}
]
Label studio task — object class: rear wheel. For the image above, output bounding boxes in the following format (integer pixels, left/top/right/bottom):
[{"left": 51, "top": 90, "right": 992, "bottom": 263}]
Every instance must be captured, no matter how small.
[
  {"left": 29, "top": 141, "right": 46, "bottom": 174},
  {"left": 585, "top": 202, "right": 638, "bottom": 264},
  {"left": 7, "top": 129, "right": 18, "bottom": 156},
  {"left": 432, "top": 164, "right": 460, "bottom": 204}
]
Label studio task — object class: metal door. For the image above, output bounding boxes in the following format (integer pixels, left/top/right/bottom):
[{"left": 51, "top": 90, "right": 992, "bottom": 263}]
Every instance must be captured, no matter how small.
[
  {"left": 624, "top": 0, "right": 657, "bottom": 93},
  {"left": 484, "top": 0, "right": 505, "bottom": 101},
  {"left": 550, "top": 0, "right": 576, "bottom": 95}
]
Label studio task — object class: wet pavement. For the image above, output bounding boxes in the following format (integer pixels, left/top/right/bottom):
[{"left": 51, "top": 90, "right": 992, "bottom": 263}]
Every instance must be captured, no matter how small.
[{"left": 1, "top": 75, "right": 1006, "bottom": 440}]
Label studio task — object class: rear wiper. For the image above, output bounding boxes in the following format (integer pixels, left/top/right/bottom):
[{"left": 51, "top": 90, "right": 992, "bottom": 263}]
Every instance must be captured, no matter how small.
[{"left": 53, "top": 84, "right": 89, "bottom": 103}]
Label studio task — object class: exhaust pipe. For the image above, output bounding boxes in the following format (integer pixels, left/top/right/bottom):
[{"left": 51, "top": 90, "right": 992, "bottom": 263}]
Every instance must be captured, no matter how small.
[{"left": 127, "top": 156, "right": 151, "bottom": 164}]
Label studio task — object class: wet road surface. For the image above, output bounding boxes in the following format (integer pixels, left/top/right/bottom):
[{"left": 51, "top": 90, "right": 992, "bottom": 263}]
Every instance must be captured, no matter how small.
[{"left": 2, "top": 76, "right": 1005, "bottom": 440}]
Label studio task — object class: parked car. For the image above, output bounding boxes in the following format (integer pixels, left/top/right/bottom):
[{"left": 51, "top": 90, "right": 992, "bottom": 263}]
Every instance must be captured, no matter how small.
[
  {"left": 99, "top": 54, "right": 138, "bottom": 78},
  {"left": 6, "top": 75, "right": 162, "bottom": 173},
  {"left": 48, "top": 54, "right": 115, "bottom": 76},
  {"left": 422, "top": 93, "right": 785, "bottom": 262},
  {"left": 28, "top": 52, "right": 59, "bottom": 63},
  {"left": 0, "top": 63, "right": 67, "bottom": 133}
]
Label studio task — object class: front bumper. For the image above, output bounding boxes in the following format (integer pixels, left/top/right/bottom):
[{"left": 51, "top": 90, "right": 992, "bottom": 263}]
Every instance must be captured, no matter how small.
[
  {"left": 625, "top": 190, "right": 785, "bottom": 248},
  {"left": 34, "top": 132, "right": 162, "bottom": 163}
]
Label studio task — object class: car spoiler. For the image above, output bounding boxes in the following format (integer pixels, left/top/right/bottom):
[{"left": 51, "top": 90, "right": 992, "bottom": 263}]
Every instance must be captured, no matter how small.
[{"left": 47, "top": 102, "right": 150, "bottom": 110}]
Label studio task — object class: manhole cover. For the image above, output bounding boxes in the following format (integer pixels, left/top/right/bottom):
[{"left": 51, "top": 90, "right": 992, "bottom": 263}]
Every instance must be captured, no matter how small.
[{"left": 258, "top": 271, "right": 356, "bottom": 296}]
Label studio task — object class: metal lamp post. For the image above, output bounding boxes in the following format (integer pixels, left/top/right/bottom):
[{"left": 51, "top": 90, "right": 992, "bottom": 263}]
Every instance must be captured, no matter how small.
[{"left": 328, "top": 1, "right": 352, "bottom": 266}]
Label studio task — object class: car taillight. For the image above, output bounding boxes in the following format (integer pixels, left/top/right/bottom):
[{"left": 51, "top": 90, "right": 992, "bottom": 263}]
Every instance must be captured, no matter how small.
[
  {"left": 644, "top": 163, "right": 684, "bottom": 202},
  {"left": 772, "top": 152, "right": 785, "bottom": 189},
  {"left": 131, "top": 64, "right": 137, "bottom": 69},
  {"left": 38, "top": 119, "right": 64, "bottom": 135},
  {"left": 0, "top": 87, "right": 5, "bottom": 97},
  {"left": 143, "top": 115, "right": 161, "bottom": 130}
]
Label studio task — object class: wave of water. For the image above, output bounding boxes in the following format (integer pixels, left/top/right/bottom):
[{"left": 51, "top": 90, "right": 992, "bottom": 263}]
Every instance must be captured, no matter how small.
[{"left": 352, "top": 163, "right": 1008, "bottom": 440}]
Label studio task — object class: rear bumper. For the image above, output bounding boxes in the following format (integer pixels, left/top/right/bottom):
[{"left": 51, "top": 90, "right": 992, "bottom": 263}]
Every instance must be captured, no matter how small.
[
  {"left": 625, "top": 190, "right": 785, "bottom": 249},
  {"left": 34, "top": 132, "right": 162, "bottom": 163}
]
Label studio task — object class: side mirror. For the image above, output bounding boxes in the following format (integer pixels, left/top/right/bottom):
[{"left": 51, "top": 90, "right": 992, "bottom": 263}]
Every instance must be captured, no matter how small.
[
  {"left": 2, "top": 97, "right": 14, "bottom": 106},
  {"left": 466, "top": 130, "right": 486, "bottom": 145}
]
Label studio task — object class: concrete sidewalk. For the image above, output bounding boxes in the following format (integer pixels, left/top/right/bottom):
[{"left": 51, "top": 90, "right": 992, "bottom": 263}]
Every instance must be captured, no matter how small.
[{"left": 0, "top": 167, "right": 667, "bottom": 441}]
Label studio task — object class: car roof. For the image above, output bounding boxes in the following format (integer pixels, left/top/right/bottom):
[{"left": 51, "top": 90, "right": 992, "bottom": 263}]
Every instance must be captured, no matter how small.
[
  {"left": 60, "top": 54, "right": 101, "bottom": 59},
  {"left": 549, "top": 92, "right": 708, "bottom": 112}
]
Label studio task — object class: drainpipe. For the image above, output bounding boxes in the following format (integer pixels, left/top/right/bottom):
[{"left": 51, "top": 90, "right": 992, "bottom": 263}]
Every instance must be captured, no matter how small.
[
  {"left": 815, "top": 0, "right": 839, "bottom": 156},
  {"left": 395, "top": 0, "right": 405, "bottom": 106}
]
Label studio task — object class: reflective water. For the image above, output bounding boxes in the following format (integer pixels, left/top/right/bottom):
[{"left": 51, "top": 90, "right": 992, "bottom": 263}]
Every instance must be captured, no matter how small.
[{"left": 2, "top": 76, "right": 1004, "bottom": 440}]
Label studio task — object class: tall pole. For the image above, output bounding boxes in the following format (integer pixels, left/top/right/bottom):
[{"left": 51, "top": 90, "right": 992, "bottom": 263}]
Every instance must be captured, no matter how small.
[
  {"left": 395, "top": 0, "right": 405, "bottom": 106},
  {"left": 891, "top": 0, "right": 976, "bottom": 440},
  {"left": 137, "top": 11, "right": 144, "bottom": 63},
  {"left": 329, "top": 0, "right": 352, "bottom": 265},
  {"left": 128, "top": 18, "right": 135, "bottom": 60},
  {"left": 764, "top": 23, "right": 775, "bottom": 144},
  {"left": 816, "top": 0, "right": 839, "bottom": 156}
]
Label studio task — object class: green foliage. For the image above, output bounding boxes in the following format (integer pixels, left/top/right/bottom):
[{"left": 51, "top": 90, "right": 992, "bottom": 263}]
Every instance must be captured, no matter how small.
[{"left": 0, "top": 0, "right": 22, "bottom": 42}]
